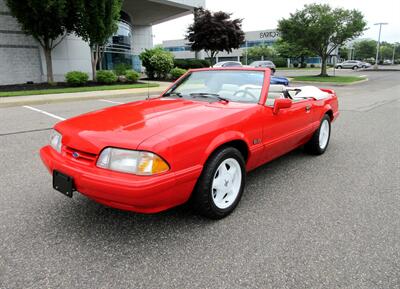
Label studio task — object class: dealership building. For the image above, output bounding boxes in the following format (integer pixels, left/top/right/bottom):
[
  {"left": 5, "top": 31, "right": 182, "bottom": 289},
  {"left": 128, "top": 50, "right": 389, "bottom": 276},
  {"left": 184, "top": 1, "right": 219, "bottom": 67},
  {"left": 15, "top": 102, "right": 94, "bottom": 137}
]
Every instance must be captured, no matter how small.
[{"left": 0, "top": 0, "right": 204, "bottom": 85}]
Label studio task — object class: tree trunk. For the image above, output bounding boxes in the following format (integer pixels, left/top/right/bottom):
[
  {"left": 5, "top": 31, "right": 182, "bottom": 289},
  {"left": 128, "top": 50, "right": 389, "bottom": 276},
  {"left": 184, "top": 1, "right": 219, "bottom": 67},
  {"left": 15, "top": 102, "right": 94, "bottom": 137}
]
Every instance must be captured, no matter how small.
[
  {"left": 320, "top": 55, "right": 328, "bottom": 77},
  {"left": 90, "top": 45, "right": 98, "bottom": 80},
  {"left": 43, "top": 46, "right": 54, "bottom": 83}
]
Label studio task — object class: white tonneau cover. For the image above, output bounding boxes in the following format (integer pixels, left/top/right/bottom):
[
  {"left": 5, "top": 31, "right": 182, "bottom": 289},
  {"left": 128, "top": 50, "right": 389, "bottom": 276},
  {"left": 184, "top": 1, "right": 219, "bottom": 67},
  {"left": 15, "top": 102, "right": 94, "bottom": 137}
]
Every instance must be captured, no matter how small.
[{"left": 292, "top": 86, "right": 330, "bottom": 100}]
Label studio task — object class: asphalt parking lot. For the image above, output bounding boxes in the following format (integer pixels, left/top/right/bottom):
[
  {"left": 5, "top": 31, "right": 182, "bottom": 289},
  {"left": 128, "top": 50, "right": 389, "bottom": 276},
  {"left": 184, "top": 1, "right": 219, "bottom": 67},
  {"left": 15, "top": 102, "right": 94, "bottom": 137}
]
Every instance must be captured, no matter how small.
[{"left": 1, "top": 70, "right": 399, "bottom": 288}]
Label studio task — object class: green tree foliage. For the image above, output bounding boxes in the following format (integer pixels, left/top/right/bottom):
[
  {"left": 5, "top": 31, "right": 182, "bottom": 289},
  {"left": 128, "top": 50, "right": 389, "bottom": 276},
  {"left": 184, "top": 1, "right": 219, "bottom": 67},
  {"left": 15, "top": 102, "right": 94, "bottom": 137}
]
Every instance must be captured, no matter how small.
[
  {"left": 273, "top": 39, "right": 312, "bottom": 64},
  {"left": 140, "top": 47, "right": 174, "bottom": 79},
  {"left": 278, "top": 4, "right": 367, "bottom": 76},
  {"left": 186, "top": 8, "right": 245, "bottom": 65},
  {"left": 353, "top": 39, "right": 376, "bottom": 60},
  {"left": 6, "top": 0, "right": 80, "bottom": 83},
  {"left": 74, "top": 0, "right": 123, "bottom": 80},
  {"left": 245, "top": 45, "right": 277, "bottom": 60}
]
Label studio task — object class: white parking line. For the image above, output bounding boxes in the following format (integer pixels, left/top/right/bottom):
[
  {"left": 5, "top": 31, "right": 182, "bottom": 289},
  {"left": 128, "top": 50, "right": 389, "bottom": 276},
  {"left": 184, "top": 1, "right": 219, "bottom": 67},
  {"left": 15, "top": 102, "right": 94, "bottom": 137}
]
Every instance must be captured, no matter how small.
[
  {"left": 23, "top": 106, "right": 66, "bottom": 121},
  {"left": 98, "top": 99, "right": 124, "bottom": 105},
  {"left": 359, "top": 75, "right": 367, "bottom": 78}
]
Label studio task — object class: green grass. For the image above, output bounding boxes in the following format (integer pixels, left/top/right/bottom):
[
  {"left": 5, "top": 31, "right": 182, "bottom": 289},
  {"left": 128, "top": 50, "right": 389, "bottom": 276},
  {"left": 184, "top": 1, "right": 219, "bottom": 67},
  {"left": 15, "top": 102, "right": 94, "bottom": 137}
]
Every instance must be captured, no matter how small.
[
  {"left": 291, "top": 75, "right": 366, "bottom": 83},
  {"left": 0, "top": 83, "right": 160, "bottom": 97},
  {"left": 278, "top": 67, "right": 331, "bottom": 71}
]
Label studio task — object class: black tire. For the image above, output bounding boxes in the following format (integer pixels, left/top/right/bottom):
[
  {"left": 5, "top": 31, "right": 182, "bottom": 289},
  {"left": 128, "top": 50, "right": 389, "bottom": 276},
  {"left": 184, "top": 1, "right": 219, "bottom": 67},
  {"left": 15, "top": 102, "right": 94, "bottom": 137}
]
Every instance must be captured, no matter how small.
[
  {"left": 352, "top": 66, "right": 358, "bottom": 70},
  {"left": 336, "top": 66, "right": 342, "bottom": 69},
  {"left": 271, "top": 68, "right": 276, "bottom": 74},
  {"left": 191, "top": 147, "right": 246, "bottom": 219},
  {"left": 305, "top": 114, "right": 331, "bottom": 155}
]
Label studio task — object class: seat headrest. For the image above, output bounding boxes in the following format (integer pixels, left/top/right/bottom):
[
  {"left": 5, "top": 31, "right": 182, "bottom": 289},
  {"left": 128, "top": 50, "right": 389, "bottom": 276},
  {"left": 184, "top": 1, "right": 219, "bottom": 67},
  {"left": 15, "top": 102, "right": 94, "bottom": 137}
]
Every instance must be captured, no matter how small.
[{"left": 269, "top": 85, "right": 285, "bottom": 93}]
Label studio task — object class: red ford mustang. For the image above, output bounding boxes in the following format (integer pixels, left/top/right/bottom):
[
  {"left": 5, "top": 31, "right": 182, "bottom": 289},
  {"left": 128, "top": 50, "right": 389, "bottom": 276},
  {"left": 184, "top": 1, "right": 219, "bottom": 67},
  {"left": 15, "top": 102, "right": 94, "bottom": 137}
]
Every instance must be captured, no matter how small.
[{"left": 40, "top": 68, "right": 339, "bottom": 219}]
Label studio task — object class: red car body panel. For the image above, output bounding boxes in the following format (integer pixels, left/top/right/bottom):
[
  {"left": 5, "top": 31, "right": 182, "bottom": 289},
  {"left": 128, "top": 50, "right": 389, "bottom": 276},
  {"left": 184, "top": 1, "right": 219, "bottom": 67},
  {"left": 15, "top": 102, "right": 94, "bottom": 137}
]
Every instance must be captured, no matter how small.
[{"left": 40, "top": 68, "right": 339, "bottom": 213}]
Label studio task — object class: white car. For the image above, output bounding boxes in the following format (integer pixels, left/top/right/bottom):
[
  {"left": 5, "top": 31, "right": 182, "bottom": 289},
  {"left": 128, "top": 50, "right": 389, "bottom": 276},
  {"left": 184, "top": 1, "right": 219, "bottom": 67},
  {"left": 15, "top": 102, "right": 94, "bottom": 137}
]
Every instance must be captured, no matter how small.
[
  {"left": 335, "top": 60, "right": 363, "bottom": 69},
  {"left": 213, "top": 61, "right": 243, "bottom": 68}
]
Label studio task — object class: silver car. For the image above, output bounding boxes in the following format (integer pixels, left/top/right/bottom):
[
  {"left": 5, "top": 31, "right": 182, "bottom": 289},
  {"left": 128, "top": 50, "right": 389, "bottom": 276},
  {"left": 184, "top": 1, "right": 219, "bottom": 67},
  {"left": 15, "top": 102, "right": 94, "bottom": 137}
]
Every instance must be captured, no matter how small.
[
  {"left": 213, "top": 61, "right": 243, "bottom": 68},
  {"left": 335, "top": 60, "right": 364, "bottom": 69},
  {"left": 249, "top": 61, "right": 276, "bottom": 73}
]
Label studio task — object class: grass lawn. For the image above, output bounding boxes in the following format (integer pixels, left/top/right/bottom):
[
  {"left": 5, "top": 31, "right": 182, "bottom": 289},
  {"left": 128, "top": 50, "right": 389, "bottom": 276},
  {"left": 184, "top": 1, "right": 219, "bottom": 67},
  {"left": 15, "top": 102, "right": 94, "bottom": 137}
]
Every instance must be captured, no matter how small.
[
  {"left": 278, "top": 67, "right": 331, "bottom": 71},
  {"left": 291, "top": 75, "right": 367, "bottom": 83},
  {"left": 0, "top": 83, "right": 160, "bottom": 97}
]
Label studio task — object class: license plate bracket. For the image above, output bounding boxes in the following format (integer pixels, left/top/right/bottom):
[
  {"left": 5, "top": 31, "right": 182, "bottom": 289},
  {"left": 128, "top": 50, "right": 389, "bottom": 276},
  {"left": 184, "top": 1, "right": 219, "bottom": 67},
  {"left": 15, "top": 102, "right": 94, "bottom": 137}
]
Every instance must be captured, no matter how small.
[{"left": 53, "top": 170, "right": 74, "bottom": 198}]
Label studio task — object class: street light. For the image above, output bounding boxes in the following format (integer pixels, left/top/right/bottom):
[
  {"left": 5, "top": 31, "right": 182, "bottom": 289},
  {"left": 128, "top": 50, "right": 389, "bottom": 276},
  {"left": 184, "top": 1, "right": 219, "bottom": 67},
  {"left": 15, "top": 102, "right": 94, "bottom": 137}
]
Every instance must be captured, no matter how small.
[
  {"left": 374, "top": 22, "right": 388, "bottom": 69},
  {"left": 392, "top": 44, "right": 396, "bottom": 65}
]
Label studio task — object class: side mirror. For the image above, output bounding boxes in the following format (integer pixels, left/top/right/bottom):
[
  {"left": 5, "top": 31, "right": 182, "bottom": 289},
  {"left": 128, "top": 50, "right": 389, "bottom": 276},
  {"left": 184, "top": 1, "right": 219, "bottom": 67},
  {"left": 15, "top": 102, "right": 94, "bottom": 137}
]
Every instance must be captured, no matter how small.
[{"left": 273, "top": 98, "right": 292, "bottom": 114}]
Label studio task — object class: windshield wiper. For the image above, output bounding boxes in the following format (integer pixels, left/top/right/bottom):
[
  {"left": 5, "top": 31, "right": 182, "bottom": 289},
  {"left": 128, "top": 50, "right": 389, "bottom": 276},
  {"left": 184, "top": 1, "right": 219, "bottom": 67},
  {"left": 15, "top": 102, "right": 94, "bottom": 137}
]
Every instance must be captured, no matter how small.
[
  {"left": 164, "top": 92, "right": 183, "bottom": 97},
  {"left": 189, "top": 93, "right": 229, "bottom": 103}
]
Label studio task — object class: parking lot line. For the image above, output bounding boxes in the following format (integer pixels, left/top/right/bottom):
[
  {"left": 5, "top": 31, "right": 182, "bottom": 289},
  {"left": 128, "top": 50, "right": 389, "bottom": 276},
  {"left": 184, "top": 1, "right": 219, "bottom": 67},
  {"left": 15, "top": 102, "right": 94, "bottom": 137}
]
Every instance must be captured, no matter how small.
[
  {"left": 23, "top": 105, "right": 66, "bottom": 121},
  {"left": 98, "top": 99, "right": 125, "bottom": 104}
]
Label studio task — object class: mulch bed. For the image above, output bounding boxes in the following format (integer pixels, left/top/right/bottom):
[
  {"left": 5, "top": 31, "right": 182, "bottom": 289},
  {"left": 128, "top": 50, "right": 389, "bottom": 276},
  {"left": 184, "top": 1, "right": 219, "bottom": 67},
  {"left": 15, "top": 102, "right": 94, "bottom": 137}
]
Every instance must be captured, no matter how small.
[{"left": 0, "top": 81, "right": 148, "bottom": 92}]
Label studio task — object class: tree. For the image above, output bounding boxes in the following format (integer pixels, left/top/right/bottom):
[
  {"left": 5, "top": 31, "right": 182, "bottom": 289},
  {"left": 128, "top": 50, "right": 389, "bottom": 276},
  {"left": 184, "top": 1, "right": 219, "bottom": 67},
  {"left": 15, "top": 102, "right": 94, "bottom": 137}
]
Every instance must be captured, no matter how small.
[
  {"left": 274, "top": 38, "right": 312, "bottom": 65},
  {"left": 353, "top": 39, "right": 376, "bottom": 60},
  {"left": 6, "top": 0, "right": 79, "bottom": 83},
  {"left": 339, "top": 46, "right": 350, "bottom": 60},
  {"left": 380, "top": 45, "right": 393, "bottom": 61},
  {"left": 278, "top": 4, "right": 367, "bottom": 76},
  {"left": 74, "top": 0, "right": 122, "bottom": 80},
  {"left": 186, "top": 8, "right": 245, "bottom": 65},
  {"left": 245, "top": 45, "right": 277, "bottom": 62},
  {"left": 140, "top": 47, "right": 173, "bottom": 79}
]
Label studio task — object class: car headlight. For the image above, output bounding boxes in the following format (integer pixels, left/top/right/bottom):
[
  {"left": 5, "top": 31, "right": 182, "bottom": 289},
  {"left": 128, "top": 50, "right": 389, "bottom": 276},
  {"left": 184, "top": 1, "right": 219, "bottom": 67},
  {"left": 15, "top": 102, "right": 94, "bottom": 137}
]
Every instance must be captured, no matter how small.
[
  {"left": 50, "top": 130, "right": 62, "bottom": 153},
  {"left": 96, "top": 148, "right": 170, "bottom": 175}
]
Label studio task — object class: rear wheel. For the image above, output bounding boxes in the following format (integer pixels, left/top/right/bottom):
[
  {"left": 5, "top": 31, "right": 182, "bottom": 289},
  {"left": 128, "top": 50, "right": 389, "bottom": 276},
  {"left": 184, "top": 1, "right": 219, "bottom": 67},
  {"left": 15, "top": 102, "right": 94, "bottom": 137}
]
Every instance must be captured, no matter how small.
[
  {"left": 305, "top": 114, "right": 331, "bottom": 155},
  {"left": 191, "top": 147, "right": 246, "bottom": 219},
  {"left": 336, "top": 66, "right": 342, "bottom": 69},
  {"left": 352, "top": 66, "right": 358, "bottom": 70}
]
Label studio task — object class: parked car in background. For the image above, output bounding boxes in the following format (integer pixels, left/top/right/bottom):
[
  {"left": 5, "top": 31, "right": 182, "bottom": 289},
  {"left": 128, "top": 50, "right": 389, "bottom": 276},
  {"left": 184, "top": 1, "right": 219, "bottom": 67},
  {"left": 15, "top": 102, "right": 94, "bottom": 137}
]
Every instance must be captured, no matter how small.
[
  {"left": 213, "top": 61, "right": 243, "bottom": 68},
  {"left": 270, "top": 76, "right": 289, "bottom": 86},
  {"left": 360, "top": 62, "right": 372, "bottom": 68},
  {"left": 40, "top": 67, "right": 339, "bottom": 219},
  {"left": 383, "top": 59, "right": 393, "bottom": 65},
  {"left": 335, "top": 60, "right": 363, "bottom": 69},
  {"left": 249, "top": 61, "right": 276, "bottom": 73}
]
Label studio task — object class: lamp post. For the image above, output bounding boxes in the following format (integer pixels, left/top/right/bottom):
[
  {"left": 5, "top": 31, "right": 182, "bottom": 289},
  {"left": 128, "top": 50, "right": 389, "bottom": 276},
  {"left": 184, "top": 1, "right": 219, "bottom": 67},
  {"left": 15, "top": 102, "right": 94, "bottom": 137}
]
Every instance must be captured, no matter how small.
[
  {"left": 374, "top": 22, "right": 388, "bottom": 69},
  {"left": 392, "top": 44, "right": 396, "bottom": 65}
]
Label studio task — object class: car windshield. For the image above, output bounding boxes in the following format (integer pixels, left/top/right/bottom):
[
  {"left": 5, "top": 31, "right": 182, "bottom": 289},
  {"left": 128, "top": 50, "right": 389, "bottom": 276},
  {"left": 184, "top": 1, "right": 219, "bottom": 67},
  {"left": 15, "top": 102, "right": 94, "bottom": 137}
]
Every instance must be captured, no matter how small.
[{"left": 165, "top": 70, "right": 265, "bottom": 103}]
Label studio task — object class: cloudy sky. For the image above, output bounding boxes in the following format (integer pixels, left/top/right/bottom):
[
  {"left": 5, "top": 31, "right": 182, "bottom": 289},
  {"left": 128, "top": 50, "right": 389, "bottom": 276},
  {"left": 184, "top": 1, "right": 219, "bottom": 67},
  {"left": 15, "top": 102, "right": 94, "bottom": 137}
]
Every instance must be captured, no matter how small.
[{"left": 153, "top": 0, "right": 400, "bottom": 44}]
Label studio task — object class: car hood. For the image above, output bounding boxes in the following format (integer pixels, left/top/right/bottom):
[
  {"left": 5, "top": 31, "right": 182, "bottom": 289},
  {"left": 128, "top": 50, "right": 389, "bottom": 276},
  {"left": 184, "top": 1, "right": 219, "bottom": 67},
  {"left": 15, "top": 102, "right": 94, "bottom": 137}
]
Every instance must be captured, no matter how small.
[{"left": 56, "top": 98, "right": 250, "bottom": 154}]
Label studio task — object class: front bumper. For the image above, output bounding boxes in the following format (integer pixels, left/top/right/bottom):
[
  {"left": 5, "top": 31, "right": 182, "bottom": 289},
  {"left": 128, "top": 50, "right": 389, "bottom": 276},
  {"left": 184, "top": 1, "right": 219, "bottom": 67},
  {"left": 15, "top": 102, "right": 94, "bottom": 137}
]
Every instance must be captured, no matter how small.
[{"left": 40, "top": 146, "right": 202, "bottom": 213}]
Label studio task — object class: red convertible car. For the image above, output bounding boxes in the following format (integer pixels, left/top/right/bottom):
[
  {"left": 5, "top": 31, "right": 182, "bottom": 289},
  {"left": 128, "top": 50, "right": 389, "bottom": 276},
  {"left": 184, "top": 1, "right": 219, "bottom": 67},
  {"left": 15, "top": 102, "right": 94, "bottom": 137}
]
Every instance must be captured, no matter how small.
[{"left": 40, "top": 68, "right": 339, "bottom": 219}]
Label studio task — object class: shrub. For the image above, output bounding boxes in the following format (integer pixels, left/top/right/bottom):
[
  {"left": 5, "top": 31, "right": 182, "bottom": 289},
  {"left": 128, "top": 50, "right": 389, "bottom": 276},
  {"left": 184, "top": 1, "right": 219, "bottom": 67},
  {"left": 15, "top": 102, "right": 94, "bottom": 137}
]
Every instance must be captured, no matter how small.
[
  {"left": 310, "top": 64, "right": 315, "bottom": 68},
  {"left": 149, "top": 53, "right": 174, "bottom": 79},
  {"left": 96, "top": 70, "right": 117, "bottom": 84},
  {"left": 65, "top": 71, "right": 88, "bottom": 86},
  {"left": 293, "top": 62, "right": 299, "bottom": 68},
  {"left": 140, "top": 47, "right": 174, "bottom": 79},
  {"left": 170, "top": 67, "right": 187, "bottom": 80},
  {"left": 271, "top": 58, "right": 287, "bottom": 68},
  {"left": 125, "top": 70, "right": 140, "bottom": 82},
  {"left": 174, "top": 59, "right": 210, "bottom": 69},
  {"left": 114, "top": 63, "right": 131, "bottom": 76},
  {"left": 300, "top": 62, "right": 307, "bottom": 68}
]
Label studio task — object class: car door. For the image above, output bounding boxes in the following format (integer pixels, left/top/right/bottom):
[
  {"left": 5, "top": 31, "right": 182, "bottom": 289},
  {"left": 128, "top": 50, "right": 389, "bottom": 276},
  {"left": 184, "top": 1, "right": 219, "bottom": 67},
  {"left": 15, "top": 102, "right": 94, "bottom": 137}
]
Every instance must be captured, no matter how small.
[{"left": 261, "top": 98, "right": 314, "bottom": 163}]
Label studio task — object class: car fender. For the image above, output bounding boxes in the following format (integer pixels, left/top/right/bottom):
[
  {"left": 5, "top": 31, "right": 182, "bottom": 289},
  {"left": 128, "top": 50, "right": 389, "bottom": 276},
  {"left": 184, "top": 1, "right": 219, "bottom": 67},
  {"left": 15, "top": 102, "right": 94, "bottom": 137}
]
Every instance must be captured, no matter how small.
[{"left": 202, "top": 130, "right": 251, "bottom": 164}]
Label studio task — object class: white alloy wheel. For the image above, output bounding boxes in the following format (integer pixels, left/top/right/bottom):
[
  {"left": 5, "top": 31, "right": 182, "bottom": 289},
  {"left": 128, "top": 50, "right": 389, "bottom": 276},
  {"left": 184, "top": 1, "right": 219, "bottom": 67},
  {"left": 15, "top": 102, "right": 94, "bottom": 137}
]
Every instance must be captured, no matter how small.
[
  {"left": 319, "top": 119, "right": 330, "bottom": 150},
  {"left": 211, "top": 158, "right": 242, "bottom": 209}
]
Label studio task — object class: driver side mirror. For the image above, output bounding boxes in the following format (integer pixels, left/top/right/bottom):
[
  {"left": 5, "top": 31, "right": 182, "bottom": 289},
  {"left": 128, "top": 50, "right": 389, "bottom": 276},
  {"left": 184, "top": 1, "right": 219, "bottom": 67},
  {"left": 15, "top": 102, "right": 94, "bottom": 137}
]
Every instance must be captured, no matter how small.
[{"left": 273, "top": 98, "right": 292, "bottom": 115}]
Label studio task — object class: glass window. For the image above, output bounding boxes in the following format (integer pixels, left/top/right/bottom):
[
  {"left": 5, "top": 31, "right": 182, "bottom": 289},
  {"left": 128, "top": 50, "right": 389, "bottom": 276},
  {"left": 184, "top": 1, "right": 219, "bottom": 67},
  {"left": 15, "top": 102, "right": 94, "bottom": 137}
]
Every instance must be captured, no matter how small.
[{"left": 165, "top": 70, "right": 264, "bottom": 103}]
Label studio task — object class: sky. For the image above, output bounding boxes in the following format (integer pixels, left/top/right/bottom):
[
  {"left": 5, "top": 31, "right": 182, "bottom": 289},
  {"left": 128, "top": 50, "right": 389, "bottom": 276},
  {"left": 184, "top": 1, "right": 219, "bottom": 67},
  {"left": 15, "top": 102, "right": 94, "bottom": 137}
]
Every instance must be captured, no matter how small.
[{"left": 153, "top": 0, "right": 400, "bottom": 45}]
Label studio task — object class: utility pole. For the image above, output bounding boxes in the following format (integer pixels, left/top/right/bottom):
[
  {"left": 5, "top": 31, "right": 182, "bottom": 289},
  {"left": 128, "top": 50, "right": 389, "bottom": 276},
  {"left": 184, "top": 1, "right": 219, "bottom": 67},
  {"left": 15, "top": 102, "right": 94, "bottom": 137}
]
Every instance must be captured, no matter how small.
[{"left": 374, "top": 22, "right": 388, "bottom": 69}]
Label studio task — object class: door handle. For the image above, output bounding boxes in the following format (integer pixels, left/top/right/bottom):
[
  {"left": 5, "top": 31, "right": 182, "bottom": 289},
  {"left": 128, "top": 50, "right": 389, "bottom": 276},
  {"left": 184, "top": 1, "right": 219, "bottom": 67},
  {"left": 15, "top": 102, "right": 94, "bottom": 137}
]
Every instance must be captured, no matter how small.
[{"left": 305, "top": 105, "right": 311, "bottom": 112}]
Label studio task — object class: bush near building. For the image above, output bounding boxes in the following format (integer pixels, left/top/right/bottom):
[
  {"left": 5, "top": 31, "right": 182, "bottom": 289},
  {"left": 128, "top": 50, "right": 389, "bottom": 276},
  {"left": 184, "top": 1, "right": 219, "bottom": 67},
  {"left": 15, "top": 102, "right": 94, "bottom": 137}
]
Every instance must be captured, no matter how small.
[
  {"left": 149, "top": 52, "right": 174, "bottom": 80},
  {"left": 125, "top": 70, "right": 140, "bottom": 82},
  {"left": 65, "top": 71, "right": 89, "bottom": 86},
  {"left": 174, "top": 59, "right": 210, "bottom": 69},
  {"left": 96, "top": 70, "right": 118, "bottom": 84},
  {"left": 170, "top": 67, "right": 187, "bottom": 80},
  {"left": 114, "top": 63, "right": 132, "bottom": 76}
]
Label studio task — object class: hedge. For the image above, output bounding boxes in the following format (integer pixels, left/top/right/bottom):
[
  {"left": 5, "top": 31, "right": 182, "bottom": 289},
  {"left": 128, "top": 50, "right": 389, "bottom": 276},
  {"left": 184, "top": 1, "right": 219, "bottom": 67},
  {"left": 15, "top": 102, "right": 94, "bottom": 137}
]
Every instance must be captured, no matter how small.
[
  {"left": 65, "top": 71, "right": 89, "bottom": 86},
  {"left": 173, "top": 59, "right": 210, "bottom": 70}
]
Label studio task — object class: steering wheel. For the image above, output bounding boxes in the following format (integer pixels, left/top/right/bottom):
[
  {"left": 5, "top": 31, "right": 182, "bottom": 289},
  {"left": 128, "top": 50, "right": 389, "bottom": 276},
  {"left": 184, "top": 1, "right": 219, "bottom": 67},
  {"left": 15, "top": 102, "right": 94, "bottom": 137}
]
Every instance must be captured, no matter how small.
[{"left": 233, "top": 88, "right": 257, "bottom": 101}]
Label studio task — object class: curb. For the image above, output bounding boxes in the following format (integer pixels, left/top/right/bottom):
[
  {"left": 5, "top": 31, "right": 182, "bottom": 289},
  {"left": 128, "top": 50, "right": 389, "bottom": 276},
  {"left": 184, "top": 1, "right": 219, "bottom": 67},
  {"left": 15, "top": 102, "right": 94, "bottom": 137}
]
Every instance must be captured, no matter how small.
[
  {"left": 0, "top": 88, "right": 167, "bottom": 108},
  {"left": 290, "top": 78, "right": 369, "bottom": 86}
]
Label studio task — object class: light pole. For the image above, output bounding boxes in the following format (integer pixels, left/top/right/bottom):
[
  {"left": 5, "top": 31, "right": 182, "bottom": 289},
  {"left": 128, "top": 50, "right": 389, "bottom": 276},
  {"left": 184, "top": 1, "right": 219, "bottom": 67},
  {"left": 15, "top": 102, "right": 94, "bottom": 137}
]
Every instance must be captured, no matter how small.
[
  {"left": 374, "top": 22, "right": 388, "bottom": 69},
  {"left": 392, "top": 44, "right": 396, "bottom": 65}
]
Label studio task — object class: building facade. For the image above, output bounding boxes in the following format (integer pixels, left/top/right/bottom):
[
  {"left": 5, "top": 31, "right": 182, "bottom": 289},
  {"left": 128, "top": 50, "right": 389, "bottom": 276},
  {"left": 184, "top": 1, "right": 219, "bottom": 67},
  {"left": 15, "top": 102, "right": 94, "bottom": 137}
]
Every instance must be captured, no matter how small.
[{"left": 0, "top": 0, "right": 204, "bottom": 85}]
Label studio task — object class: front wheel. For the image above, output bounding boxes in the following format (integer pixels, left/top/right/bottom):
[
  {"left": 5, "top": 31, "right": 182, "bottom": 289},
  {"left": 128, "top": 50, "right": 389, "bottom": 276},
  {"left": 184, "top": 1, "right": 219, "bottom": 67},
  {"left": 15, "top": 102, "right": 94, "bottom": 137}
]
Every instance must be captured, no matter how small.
[
  {"left": 191, "top": 147, "right": 246, "bottom": 219},
  {"left": 305, "top": 115, "right": 331, "bottom": 155}
]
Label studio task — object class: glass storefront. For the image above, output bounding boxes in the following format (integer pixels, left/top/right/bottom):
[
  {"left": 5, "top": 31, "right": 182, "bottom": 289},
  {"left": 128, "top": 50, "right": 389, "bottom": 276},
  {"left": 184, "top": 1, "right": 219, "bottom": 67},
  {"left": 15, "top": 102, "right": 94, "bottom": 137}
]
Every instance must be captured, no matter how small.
[{"left": 101, "top": 12, "right": 141, "bottom": 72}]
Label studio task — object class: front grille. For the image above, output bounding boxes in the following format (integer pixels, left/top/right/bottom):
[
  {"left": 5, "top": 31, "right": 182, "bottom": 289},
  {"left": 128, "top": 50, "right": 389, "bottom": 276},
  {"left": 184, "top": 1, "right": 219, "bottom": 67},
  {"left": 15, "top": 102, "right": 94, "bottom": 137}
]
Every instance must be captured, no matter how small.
[{"left": 64, "top": 146, "right": 97, "bottom": 165}]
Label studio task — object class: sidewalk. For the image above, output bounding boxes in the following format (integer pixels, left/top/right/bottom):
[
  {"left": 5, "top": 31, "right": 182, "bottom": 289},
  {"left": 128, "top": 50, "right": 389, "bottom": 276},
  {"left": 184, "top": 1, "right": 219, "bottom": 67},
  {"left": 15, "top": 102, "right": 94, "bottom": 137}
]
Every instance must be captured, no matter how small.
[{"left": 0, "top": 81, "right": 171, "bottom": 108}]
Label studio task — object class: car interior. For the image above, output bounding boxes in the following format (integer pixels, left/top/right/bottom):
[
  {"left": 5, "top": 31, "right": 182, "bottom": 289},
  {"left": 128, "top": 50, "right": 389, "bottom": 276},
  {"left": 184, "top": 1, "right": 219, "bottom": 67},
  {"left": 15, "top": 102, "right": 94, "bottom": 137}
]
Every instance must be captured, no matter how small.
[{"left": 266, "top": 85, "right": 330, "bottom": 106}]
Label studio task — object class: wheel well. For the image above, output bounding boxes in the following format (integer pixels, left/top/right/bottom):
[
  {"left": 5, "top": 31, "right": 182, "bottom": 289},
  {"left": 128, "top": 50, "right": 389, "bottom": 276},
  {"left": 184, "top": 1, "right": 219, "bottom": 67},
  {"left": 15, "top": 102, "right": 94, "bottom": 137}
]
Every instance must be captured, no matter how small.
[
  {"left": 212, "top": 140, "right": 249, "bottom": 162},
  {"left": 326, "top": 110, "right": 334, "bottom": 121}
]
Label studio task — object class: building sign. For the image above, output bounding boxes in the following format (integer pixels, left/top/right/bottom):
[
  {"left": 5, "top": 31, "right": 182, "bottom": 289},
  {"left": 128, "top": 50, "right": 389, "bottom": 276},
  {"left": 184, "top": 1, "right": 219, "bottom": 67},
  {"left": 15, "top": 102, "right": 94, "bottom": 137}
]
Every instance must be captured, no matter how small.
[{"left": 259, "top": 31, "right": 279, "bottom": 40}]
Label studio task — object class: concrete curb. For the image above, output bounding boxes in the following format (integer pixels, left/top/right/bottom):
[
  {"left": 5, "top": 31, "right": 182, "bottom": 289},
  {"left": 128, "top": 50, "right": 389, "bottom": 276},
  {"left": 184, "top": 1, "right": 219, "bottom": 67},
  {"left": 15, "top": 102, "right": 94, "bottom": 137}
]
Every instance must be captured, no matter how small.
[
  {"left": 0, "top": 86, "right": 169, "bottom": 108},
  {"left": 290, "top": 78, "right": 369, "bottom": 86}
]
